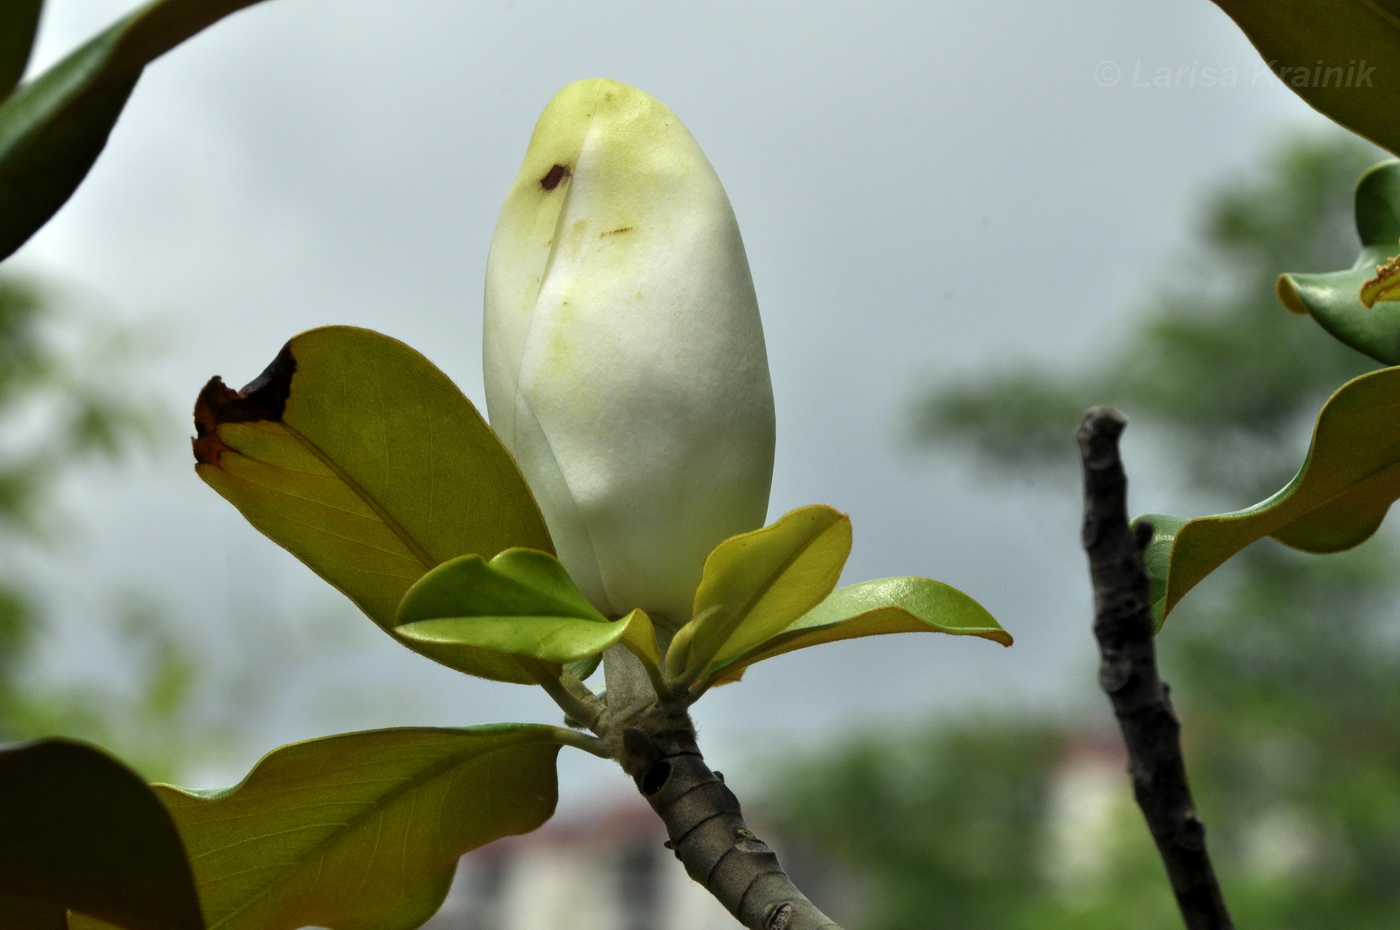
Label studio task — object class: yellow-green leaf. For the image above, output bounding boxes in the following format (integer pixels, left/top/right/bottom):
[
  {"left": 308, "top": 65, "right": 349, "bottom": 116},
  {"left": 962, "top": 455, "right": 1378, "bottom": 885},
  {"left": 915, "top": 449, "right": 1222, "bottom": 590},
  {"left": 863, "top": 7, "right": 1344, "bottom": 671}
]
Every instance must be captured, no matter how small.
[
  {"left": 699, "top": 577, "right": 1011, "bottom": 687},
  {"left": 0, "top": 739, "right": 203, "bottom": 930},
  {"left": 618, "top": 608, "right": 662, "bottom": 672},
  {"left": 1360, "top": 247, "right": 1400, "bottom": 309},
  {"left": 193, "top": 326, "right": 552, "bottom": 680},
  {"left": 157, "top": 726, "right": 565, "bottom": 930},
  {"left": 666, "top": 505, "right": 850, "bottom": 681},
  {"left": 396, "top": 549, "right": 629, "bottom": 671},
  {"left": 1143, "top": 365, "right": 1400, "bottom": 622}
]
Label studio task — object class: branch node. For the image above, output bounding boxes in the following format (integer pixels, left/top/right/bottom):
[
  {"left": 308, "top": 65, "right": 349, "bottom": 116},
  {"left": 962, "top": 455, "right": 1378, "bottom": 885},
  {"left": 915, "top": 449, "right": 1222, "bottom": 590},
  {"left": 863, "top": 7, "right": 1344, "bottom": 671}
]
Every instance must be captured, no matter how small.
[
  {"left": 1098, "top": 658, "right": 1133, "bottom": 693},
  {"left": 617, "top": 711, "right": 844, "bottom": 928}
]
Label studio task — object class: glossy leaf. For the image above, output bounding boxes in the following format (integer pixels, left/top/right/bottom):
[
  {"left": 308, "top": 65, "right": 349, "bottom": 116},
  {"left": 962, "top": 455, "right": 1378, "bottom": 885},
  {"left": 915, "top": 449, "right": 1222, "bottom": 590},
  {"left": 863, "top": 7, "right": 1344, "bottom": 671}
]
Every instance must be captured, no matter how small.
[
  {"left": 1143, "top": 365, "right": 1400, "bottom": 621},
  {"left": 0, "top": 0, "right": 271, "bottom": 261},
  {"left": 1278, "top": 160, "right": 1400, "bottom": 363},
  {"left": 194, "top": 326, "right": 553, "bottom": 679},
  {"left": 1210, "top": 1, "right": 1400, "bottom": 156},
  {"left": 0, "top": 0, "right": 42, "bottom": 100},
  {"left": 157, "top": 726, "right": 565, "bottom": 930},
  {"left": 0, "top": 739, "right": 203, "bottom": 930},
  {"left": 665, "top": 505, "right": 851, "bottom": 680},
  {"left": 618, "top": 607, "right": 662, "bottom": 671},
  {"left": 700, "top": 577, "right": 1012, "bottom": 688},
  {"left": 395, "top": 549, "right": 631, "bottom": 670}
]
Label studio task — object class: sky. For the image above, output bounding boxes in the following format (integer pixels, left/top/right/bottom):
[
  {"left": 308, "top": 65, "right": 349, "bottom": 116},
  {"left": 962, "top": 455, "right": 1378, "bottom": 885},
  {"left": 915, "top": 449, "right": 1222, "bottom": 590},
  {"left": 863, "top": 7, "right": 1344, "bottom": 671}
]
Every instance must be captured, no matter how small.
[{"left": 10, "top": 0, "right": 1356, "bottom": 800}]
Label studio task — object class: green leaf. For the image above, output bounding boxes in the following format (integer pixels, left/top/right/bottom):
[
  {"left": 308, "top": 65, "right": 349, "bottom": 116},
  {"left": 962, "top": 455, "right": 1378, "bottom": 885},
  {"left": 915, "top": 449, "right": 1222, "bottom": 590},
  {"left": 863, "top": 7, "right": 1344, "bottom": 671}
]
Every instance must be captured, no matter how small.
[
  {"left": 0, "top": 0, "right": 43, "bottom": 100},
  {"left": 1278, "top": 160, "right": 1400, "bottom": 363},
  {"left": 666, "top": 505, "right": 851, "bottom": 681},
  {"left": 617, "top": 606, "right": 662, "bottom": 671},
  {"left": 1143, "top": 365, "right": 1400, "bottom": 622},
  {"left": 0, "top": 739, "right": 203, "bottom": 930},
  {"left": 157, "top": 726, "right": 565, "bottom": 930},
  {"left": 194, "top": 326, "right": 553, "bottom": 681},
  {"left": 0, "top": 0, "right": 272, "bottom": 261},
  {"left": 395, "top": 549, "right": 631, "bottom": 672},
  {"left": 1210, "top": 1, "right": 1400, "bottom": 156},
  {"left": 697, "top": 577, "right": 1012, "bottom": 688}
]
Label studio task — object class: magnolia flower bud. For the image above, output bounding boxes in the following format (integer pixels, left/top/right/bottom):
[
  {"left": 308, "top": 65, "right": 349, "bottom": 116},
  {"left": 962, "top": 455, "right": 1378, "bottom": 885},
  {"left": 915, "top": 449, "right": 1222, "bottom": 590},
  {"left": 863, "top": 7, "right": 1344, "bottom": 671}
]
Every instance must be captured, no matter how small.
[{"left": 484, "top": 78, "right": 775, "bottom": 627}]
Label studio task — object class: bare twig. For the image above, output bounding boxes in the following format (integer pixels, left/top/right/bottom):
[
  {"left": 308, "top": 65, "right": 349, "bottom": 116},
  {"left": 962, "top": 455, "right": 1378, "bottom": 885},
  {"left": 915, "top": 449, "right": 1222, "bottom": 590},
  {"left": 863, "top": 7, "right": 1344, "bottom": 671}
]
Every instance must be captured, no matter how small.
[{"left": 1076, "top": 406, "right": 1233, "bottom": 930}]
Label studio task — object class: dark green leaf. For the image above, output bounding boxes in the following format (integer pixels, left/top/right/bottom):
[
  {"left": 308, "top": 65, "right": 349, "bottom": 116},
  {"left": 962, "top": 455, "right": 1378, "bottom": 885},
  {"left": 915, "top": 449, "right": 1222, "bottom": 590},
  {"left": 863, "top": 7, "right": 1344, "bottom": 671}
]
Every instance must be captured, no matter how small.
[
  {"left": 396, "top": 549, "right": 632, "bottom": 672},
  {"left": 194, "top": 326, "right": 553, "bottom": 680},
  {"left": 0, "top": 0, "right": 43, "bottom": 100},
  {"left": 0, "top": 890, "right": 67, "bottom": 930},
  {"left": 0, "top": 739, "right": 203, "bottom": 930},
  {"left": 1143, "top": 365, "right": 1400, "bottom": 621},
  {"left": 1278, "top": 160, "right": 1400, "bottom": 363},
  {"left": 158, "top": 726, "right": 565, "bottom": 930},
  {"left": 0, "top": 0, "right": 271, "bottom": 261},
  {"left": 699, "top": 577, "right": 1012, "bottom": 688},
  {"left": 1211, "top": 1, "right": 1400, "bottom": 155}
]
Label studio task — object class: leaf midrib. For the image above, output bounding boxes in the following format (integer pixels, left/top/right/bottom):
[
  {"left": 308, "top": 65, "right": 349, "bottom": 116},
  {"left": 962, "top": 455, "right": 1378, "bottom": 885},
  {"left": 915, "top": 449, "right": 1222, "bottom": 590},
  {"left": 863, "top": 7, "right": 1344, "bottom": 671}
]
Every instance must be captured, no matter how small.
[
  {"left": 197, "top": 730, "right": 556, "bottom": 930},
  {"left": 279, "top": 420, "right": 438, "bottom": 571}
]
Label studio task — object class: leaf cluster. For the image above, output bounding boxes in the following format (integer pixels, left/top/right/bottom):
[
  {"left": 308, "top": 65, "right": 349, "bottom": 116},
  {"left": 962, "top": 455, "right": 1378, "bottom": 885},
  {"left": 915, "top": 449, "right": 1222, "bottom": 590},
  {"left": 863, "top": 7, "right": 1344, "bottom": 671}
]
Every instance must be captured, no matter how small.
[
  {"left": 0, "top": 4, "right": 1012, "bottom": 924},
  {"left": 13, "top": 0, "right": 1400, "bottom": 928}
]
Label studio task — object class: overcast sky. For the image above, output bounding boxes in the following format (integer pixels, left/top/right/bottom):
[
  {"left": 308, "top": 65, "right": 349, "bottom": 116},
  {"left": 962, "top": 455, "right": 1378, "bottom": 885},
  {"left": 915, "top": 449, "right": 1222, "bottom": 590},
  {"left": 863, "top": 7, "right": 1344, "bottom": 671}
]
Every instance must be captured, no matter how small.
[{"left": 11, "top": 0, "right": 1354, "bottom": 799}]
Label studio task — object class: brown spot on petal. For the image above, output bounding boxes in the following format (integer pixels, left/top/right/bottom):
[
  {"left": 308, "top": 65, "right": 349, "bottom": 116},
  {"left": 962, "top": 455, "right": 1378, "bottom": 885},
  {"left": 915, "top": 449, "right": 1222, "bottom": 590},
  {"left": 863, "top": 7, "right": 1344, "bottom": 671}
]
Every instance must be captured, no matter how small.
[{"left": 539, "top": 163, "right": 571, "bottom": 191}]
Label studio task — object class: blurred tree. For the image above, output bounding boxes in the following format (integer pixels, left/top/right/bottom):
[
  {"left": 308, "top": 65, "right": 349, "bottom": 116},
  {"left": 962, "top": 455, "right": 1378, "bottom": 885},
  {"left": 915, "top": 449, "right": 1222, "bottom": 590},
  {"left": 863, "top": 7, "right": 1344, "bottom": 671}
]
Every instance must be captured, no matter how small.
[
  {"left": 0, "top": 271, "right": 209, "bottom": 779},
  {"left": 768, "top": 129, "right": 1400, "bottom": 929}
]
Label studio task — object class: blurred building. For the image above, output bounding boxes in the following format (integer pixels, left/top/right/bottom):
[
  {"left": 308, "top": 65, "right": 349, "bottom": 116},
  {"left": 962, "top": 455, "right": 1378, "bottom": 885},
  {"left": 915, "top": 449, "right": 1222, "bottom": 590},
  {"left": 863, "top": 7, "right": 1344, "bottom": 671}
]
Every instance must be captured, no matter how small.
[{"left": 423, "top": 800, "right": 739, "bottom": 930}]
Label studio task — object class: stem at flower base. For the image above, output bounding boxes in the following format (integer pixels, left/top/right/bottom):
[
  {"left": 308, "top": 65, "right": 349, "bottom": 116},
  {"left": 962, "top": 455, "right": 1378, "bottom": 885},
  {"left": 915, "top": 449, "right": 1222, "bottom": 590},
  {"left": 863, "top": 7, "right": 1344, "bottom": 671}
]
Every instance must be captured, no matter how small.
[
  {"left": 569, "top": 643, "right": 845, "bottom": 928},
  {"left": 610, "top": 705, "right": 844, "bottom": 930},
  {"left": 521, "top": 658, "right": 606, "bottom": 734},
  {"left": 549, "top": 728, "right": 612, "bottom": 759}
]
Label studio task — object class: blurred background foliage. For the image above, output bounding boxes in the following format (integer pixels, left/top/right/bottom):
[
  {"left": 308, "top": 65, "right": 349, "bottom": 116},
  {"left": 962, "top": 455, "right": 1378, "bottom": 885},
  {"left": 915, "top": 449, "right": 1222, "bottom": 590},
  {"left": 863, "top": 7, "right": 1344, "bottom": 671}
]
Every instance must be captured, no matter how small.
[
  {"left": 0, "top": 270, "right": 458, "bottom": 786},
  {"left": 0, "top": 271, "right": 234, "bottom": 781},
  {"left": 766, "top": 128, "right": 1400, "bottom": 930},
  {"left": 5, "top": 59, "right": 1400, "bottom": 926}
]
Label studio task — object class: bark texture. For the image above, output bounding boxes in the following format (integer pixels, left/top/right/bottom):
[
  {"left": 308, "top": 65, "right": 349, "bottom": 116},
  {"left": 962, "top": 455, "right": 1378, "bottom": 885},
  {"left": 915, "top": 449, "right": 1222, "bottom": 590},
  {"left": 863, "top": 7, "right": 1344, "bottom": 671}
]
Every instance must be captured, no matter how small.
[
  {"left": 606, "top": 704, "right": 842, "bottom": 930},
  {"left": 1077, "top": 406, "right": 1234, "bottom": 930}
]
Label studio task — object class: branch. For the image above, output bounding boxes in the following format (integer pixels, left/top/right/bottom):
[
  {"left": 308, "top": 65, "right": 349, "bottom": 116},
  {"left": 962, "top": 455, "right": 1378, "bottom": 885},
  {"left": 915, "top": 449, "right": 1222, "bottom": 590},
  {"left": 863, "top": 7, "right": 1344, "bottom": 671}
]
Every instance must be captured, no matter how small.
[
  {"left": 1076, "top": 406, "right": 1234, "bottom": 930},
  {"left": 609, "top": 706, "right": 843, "bottom": 930}
]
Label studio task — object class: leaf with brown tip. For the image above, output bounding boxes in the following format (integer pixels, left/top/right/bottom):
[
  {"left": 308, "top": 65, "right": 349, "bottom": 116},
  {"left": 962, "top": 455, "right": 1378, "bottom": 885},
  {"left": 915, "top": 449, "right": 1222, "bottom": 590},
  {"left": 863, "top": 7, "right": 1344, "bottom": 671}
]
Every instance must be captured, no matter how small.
[{"left": 194, "top": 326, "right": 553, "bottom": 682}]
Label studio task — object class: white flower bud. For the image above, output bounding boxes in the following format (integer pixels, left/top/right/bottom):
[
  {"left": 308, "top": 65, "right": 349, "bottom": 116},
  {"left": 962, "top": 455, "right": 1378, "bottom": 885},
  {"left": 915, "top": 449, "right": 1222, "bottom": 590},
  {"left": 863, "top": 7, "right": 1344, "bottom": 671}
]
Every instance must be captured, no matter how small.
[{"left": 484, "top": 78, "right": 774, "bottom": 627}]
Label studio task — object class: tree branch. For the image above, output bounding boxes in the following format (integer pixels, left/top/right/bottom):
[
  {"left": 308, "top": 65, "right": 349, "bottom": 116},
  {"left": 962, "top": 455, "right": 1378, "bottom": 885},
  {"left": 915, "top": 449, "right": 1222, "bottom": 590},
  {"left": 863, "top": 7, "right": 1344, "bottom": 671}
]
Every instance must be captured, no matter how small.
[
  {"left": 606, "top": 704, "right": 843, "bottom": 930},
  {"left": 1076, "top": 406, "right": 1234, "bottom": 930}
]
